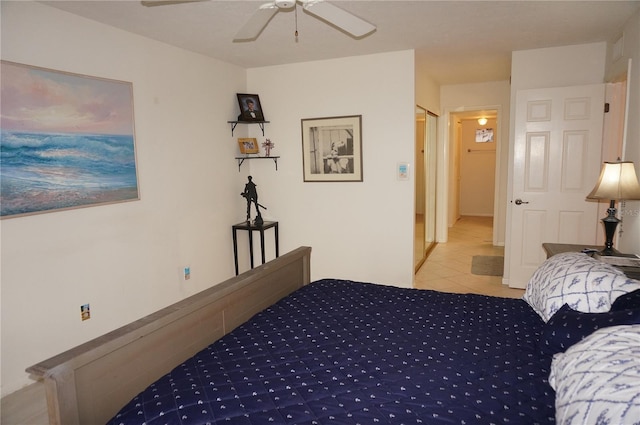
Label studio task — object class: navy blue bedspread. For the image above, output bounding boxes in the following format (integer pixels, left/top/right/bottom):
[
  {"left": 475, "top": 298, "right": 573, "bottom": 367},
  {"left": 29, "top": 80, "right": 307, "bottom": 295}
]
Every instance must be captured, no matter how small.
[{"left": 108, "top": 279, "right": 555, "bottom": 425}]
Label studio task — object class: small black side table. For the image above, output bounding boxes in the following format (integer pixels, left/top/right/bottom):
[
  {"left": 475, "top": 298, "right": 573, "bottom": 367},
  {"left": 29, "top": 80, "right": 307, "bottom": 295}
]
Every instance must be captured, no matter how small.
[{"left": 232, "top": 220, "right": 279, "bottom": 275}]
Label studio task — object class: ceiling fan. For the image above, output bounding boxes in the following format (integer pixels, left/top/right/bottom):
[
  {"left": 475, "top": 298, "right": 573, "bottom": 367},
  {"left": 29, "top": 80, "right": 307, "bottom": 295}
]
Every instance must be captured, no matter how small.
[
  {"left": 234, "top": 0, "right": 376, "bottom": 41},
  {"left": 141, "top": 0, "right": 209, "bottom": 6},
  {"left": 141, "top": 0, "right": 376, "bottom": 41}
]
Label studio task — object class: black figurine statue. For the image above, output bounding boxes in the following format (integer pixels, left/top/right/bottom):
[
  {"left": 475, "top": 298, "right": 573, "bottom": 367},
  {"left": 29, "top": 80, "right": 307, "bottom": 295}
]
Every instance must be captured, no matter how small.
[{"left": 241, "top": 176, "right": 266, "bottom": 225}]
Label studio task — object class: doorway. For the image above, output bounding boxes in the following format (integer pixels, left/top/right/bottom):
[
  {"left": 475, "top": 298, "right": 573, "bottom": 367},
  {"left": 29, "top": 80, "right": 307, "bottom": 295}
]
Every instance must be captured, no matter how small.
[
  {"left": 415, "top": 106, "right": 438, "bottom": 272},
  {"left": 448, "top": 109, "right": 498, "bottom": 231}
]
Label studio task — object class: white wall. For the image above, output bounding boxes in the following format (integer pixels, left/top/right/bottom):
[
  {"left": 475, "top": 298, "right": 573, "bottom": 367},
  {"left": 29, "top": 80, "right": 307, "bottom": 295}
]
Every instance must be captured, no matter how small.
[
  {"left": 0, "top": 2, "right": 247, "bottom": 396},
  {"left": 605, "top": 10, "right": 640, "bottom": 255},
  {"left": 459, "top": 118, "right": 497, "bottom": 216},
  {"left": 416, "top": 61, "right": 441, "bottom": 115},
  {"left": 245, "top": 51, "right": 416, "bottom": 287},
  {"left": 440, "top": 80, "right": 511, "bottom": 244},
  {"left": 511, "top": 43, "right": 607, "bottom": 91}
]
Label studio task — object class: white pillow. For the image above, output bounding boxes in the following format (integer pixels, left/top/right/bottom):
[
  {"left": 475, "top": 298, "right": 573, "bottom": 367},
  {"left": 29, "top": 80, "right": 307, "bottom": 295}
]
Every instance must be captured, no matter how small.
[
  {"left": 522, "top": 252, "right": 639, "bottom": 322},
  {"left": 549, "top": 325, "right": 640, "bottom": 425}
]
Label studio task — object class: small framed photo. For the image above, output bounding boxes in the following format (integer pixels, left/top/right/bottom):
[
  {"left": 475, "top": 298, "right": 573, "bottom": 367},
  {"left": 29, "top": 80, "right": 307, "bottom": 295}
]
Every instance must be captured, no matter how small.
[
  {"left": 475, "top": 128, "right": 494, "bottom": 143},
  {"left": 301, "top": 115, "right": 363, "bottom": 182},
  {"left": 236, "top": 93, "right": 265, "bottom": 121},
  {"left": 238, "top": 138, "right": 259, "bottom": 154}
]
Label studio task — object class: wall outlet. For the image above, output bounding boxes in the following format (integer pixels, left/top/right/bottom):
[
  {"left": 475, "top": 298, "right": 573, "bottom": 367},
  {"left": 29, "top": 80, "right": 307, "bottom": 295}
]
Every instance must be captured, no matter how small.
[
  {"left": 184, "top": 266, "right": 191, "bottom": 281},
  {"left": 81, "top": 304, "right": 90, "bottom": 321}
]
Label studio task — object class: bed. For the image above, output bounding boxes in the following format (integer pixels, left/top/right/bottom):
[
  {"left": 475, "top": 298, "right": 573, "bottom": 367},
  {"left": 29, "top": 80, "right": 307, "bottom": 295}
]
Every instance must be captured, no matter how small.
[{"left": 27, "top": 247, "right": 640, "bottom": 425}]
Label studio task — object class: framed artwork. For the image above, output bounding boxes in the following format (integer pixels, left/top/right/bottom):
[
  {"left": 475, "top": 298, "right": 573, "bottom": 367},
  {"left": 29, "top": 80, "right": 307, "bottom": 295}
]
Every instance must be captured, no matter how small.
[
  {"left": 236, "top": 93, "right": 265, "bottom": 122},
  {"left": 238, "top": 137, "right": 259, "bottom": 154},
  {"left": 301, "top": 115, "right": 363, "bottom": 182},
  {"left": 0, "top": 61, "right": 139, "bottom": 219},
  {"left": 475, "top": 128, "right": 494, "bottom": 143}
]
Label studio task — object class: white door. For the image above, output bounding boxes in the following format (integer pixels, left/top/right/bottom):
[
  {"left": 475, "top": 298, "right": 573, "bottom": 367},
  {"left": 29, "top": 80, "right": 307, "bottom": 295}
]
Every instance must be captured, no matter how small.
[{"left": 507, "top": 84, "right": 605, "bottom": 288}]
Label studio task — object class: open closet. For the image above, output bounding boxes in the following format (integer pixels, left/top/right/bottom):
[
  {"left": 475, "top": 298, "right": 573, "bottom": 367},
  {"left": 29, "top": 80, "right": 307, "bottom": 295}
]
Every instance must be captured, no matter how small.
[{"left": 415, "top": 106, "right": 437, "bottom": 271}]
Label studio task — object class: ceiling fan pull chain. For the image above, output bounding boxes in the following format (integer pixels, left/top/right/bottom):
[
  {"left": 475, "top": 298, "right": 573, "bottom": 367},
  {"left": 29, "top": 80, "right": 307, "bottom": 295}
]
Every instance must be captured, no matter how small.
[{"left": 294, "top": 5, "right": 299, "bottom": 40}]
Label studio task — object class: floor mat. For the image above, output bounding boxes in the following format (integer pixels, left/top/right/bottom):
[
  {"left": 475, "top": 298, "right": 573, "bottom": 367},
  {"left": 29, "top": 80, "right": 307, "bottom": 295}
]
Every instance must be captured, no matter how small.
[{"left": 471, "top": 255, "right": 504, "bottom": 276}]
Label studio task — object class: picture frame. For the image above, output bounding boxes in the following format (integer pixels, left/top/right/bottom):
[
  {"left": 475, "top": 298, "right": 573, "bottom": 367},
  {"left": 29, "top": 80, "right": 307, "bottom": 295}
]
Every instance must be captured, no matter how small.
[
  {"left": 475, "top": 128, "right": 494, "bottom": 143},
  {"left": 0, "top": 60, "right": 139, "bottom": 219},
  {"left": 236, "top": 93, "right": 265, "bottom": 122},
  {"left": 238, "top": 138, "right": 259, "bottom": 154},
  {"left": 301, "top": 115, "right": 363, "bottom": 182}
]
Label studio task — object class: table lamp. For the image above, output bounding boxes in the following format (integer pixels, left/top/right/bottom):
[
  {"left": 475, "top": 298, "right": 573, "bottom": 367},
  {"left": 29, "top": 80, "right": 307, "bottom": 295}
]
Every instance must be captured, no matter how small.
[{"left": 586, "top": 160, "right": 640, "bottom": 255}]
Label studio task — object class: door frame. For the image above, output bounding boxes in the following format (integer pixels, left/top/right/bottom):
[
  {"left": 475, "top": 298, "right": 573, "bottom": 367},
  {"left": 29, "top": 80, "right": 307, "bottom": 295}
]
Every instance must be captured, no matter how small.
[
  {"left": 439, "top": 105, "right": 504, "bottom": 245},
  {"left": 415, "top": 105, "right": 428, "bottom": 272},
  {"left": 414, "top": 106, "right": 438, "bottom": 272}
]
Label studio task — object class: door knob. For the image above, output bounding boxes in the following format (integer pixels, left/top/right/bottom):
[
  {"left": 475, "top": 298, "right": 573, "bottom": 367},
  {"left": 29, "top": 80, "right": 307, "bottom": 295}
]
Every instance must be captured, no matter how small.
[{"left": 514, "top": 199, "right": 529, "bottom": 205}]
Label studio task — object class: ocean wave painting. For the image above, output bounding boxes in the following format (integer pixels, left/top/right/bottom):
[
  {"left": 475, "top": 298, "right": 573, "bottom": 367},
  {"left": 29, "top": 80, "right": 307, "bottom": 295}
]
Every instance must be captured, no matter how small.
[{"left": 1, "top": 61, "right": 139, "bottom": 218}]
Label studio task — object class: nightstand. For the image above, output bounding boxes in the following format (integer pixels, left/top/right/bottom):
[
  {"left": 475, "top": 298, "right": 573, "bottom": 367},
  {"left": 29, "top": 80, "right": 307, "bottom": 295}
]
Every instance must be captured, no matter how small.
[{"left": 542, "top": 243, "right": 640, "bottom": 280}]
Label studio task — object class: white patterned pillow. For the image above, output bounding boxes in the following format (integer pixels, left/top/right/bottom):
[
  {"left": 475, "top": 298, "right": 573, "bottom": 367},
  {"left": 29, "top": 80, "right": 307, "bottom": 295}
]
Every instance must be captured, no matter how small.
[
  {"left": 548, "top": 325, "right": 640, "bottom": 425},
  {"left": 522, "top": 252, "right": 639, "bottom": 322}
]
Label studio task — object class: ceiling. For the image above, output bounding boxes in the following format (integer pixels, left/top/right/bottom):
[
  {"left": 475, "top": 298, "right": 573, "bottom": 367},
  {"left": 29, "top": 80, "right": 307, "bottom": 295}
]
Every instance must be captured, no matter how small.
[{"left": 42, "top": 0, "right": 640, "bottom": 85}]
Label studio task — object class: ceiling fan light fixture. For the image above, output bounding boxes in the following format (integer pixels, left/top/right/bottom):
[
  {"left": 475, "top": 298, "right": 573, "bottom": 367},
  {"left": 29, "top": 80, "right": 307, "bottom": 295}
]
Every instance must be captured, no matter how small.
[{"left": 275, "top": 0, "right": 296, "bottom": 9}]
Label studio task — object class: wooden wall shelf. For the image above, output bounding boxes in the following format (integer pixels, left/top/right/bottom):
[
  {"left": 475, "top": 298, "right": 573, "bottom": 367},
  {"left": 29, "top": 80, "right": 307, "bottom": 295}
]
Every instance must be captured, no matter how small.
[
  {"left": 235, "top": 156, "right": 279, "bottom": 171},
  {"left": 227, "top": 120, "right": 270, "bottom": 136}
]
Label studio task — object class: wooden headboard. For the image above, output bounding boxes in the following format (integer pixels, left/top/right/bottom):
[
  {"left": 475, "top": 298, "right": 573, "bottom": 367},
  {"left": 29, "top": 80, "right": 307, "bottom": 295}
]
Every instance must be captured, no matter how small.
[{"left": 26, "top": 246, "right": 312, "bottom": 425}]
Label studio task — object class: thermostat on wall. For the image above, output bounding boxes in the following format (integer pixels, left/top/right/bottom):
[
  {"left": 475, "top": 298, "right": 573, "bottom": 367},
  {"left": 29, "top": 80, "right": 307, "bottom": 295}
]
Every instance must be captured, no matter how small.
[{"left": 397, "top": 162, "right": 410, "bottom": 180}]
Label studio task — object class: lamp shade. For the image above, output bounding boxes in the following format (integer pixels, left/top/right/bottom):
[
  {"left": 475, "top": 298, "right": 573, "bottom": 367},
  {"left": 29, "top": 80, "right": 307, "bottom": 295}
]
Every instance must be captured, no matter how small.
[{"left": 587, "top": 161, "right": 640, "bottom": 200}]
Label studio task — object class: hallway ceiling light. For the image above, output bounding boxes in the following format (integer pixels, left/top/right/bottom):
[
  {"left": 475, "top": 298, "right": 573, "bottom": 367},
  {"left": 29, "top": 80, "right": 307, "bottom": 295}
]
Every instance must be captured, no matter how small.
[{"left": 477, "top": 117, "right": 488, "bottom": 125}]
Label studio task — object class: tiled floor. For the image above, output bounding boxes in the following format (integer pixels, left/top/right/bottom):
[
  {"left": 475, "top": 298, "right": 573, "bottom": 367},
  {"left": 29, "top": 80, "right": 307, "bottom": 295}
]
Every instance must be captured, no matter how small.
[{"left": 415, "top": 216, "right": 525, "bottom": 299}]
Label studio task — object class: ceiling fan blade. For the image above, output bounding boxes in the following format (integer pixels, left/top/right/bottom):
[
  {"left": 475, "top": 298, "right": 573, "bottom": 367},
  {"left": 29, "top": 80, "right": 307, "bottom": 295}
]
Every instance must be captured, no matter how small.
[
  {"left": 141, "top": 0, "right": 208, "bottom": 6},
  {"left": 302, "top": 1, "right": 375, "bottom": 38},
  {"left": 234, "top": 3, "right": 279, "bottom": 41}
]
